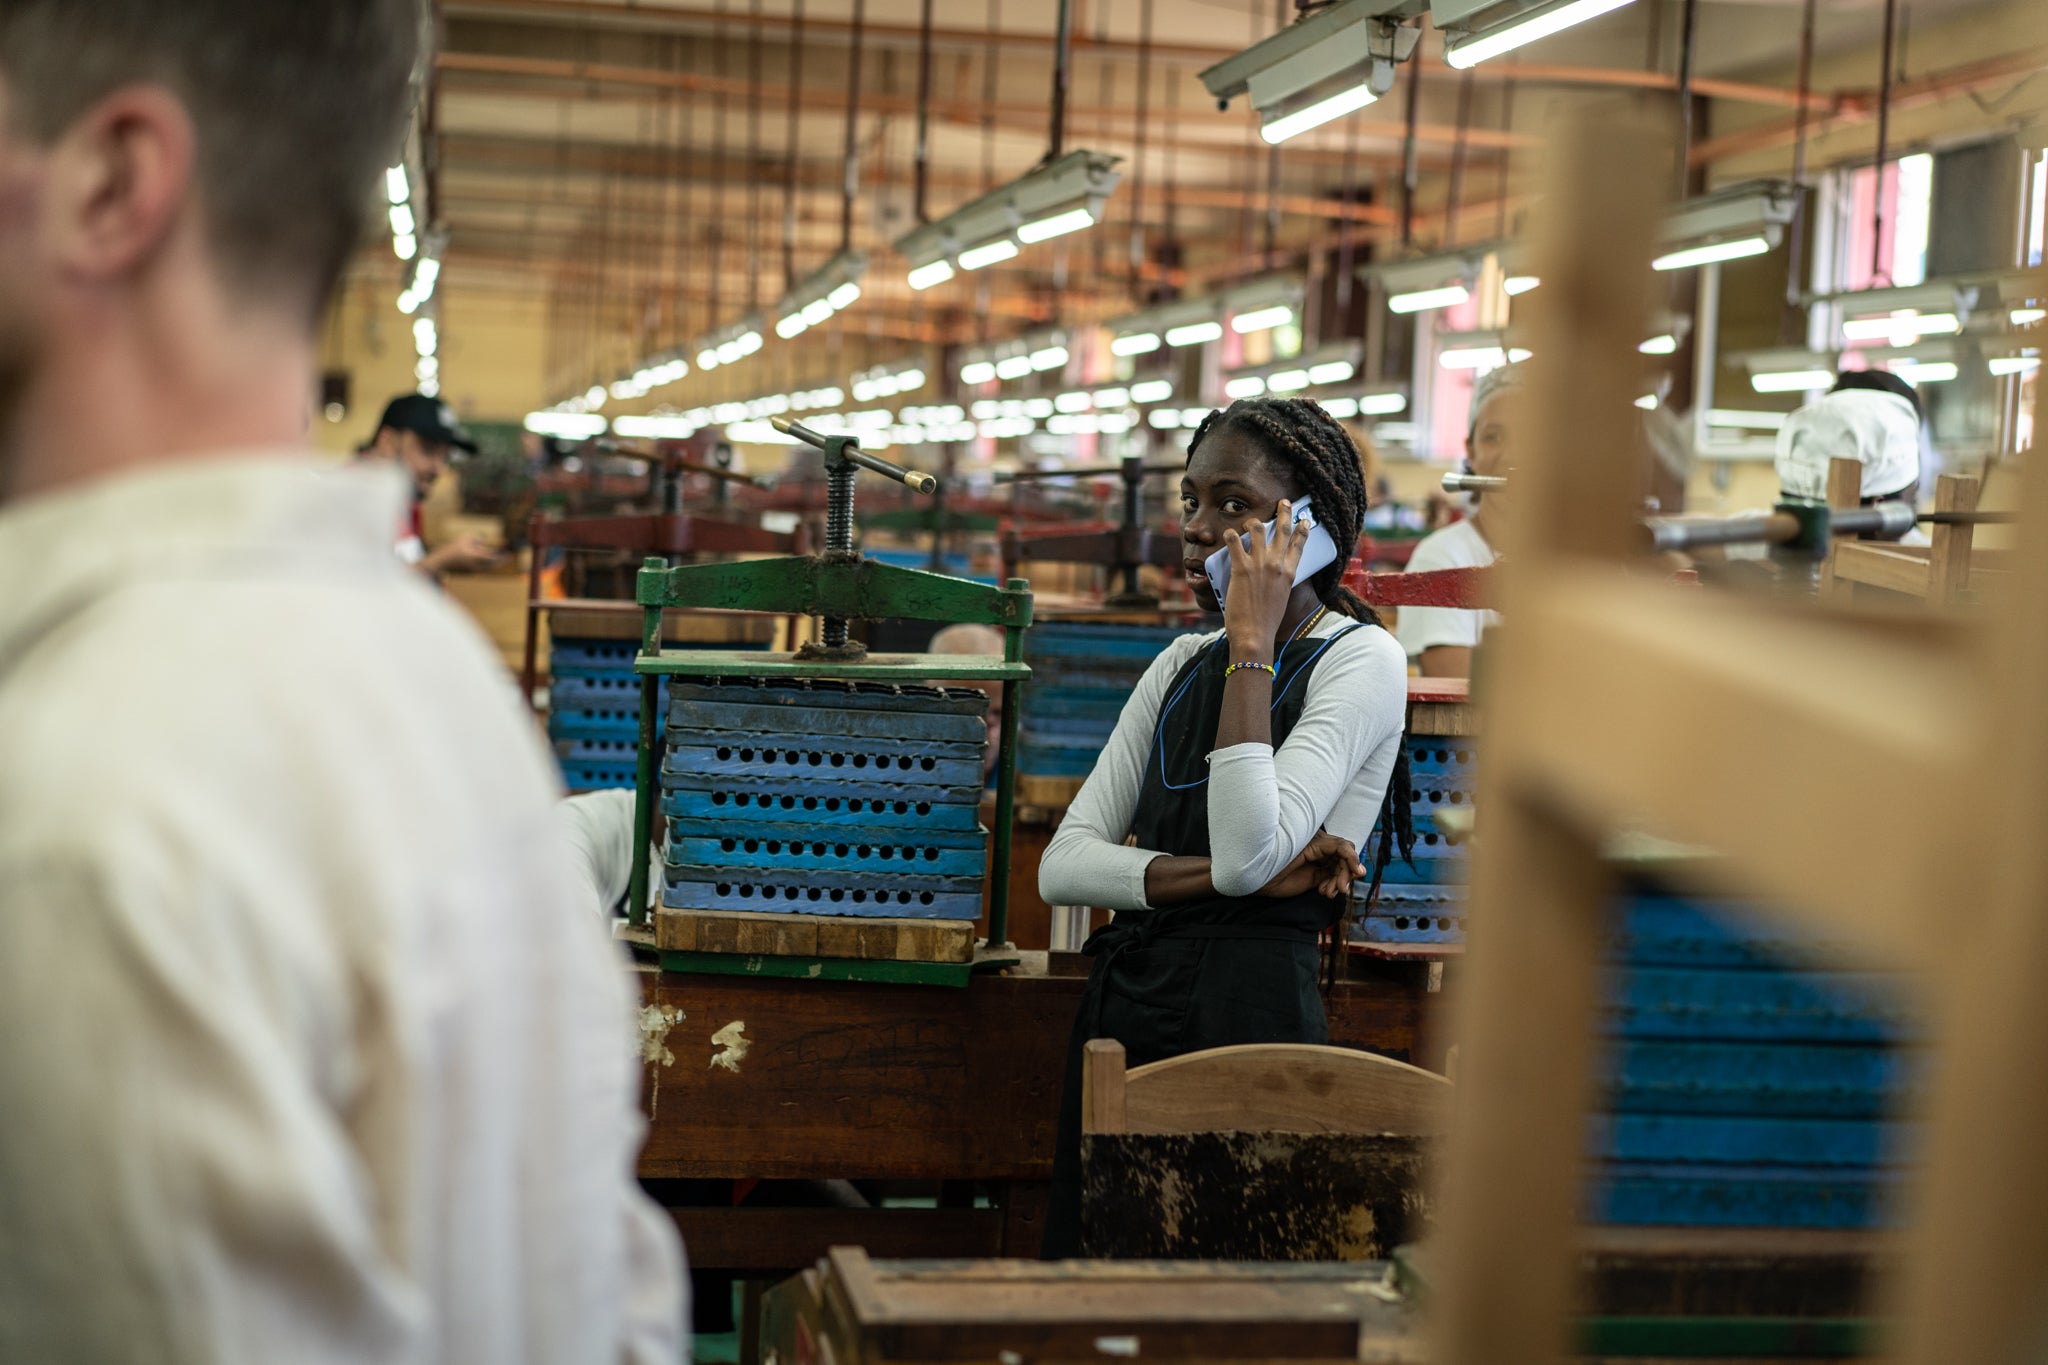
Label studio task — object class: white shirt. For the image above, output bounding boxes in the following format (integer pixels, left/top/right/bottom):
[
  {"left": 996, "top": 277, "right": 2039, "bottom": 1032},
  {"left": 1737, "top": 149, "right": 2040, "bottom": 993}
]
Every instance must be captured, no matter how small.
[
  {"left": 1392, "top": 517, "right": 1499, "bottom": 658},
  {"left": 1039, "top": 614, "right": 1409, "bottom": 909},
  {"left": 0, "top": 457, "right": 686, "bottom": 1365}
]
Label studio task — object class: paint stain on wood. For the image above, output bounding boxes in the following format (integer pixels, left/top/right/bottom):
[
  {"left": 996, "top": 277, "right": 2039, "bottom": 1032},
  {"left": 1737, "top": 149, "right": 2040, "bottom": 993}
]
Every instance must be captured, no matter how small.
[
  {"left": 710, "top": 1020, "right": 751, "bottom": 1073},
  {"left": 639, "top": 1003, "right": 683, "bottom": 1119},
  {"left": 1081, "top": 1131, "right": 1436, "bottom": 1261}
]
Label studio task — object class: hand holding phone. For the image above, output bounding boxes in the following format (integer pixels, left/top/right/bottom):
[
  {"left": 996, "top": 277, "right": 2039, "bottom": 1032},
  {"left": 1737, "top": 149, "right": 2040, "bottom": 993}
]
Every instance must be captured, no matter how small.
[{"left": 1204, "top": 498, "right": 1339, "bottom": 611}]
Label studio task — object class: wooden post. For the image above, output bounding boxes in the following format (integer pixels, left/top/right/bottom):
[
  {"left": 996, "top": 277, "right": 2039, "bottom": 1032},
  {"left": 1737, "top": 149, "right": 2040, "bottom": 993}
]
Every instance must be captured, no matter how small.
[
  {"left": 1926, "top": 472, "right": 1979, "bottom": 602},
  {"left": 1428, "top": 107, "right": 1671, "bottom": 1365},
  {"left": 1082, "top": 1038, "right": 1128, "bottom": 1136},
  {"left": 1818, "top": 456, "right": 1862, "bottom": 603}
]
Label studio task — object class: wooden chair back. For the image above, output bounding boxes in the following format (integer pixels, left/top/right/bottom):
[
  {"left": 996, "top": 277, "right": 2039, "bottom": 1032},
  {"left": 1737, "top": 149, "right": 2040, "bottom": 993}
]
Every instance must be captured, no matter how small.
[{"left": 1081, "top": 1039, "right": 1452, "bottom": 1137}]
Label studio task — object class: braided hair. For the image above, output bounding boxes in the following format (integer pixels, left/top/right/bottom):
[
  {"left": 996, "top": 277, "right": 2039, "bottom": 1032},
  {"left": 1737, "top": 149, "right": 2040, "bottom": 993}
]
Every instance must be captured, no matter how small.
[{"left": 1186, "top": 397, "right": 1418, "bottom": 985}]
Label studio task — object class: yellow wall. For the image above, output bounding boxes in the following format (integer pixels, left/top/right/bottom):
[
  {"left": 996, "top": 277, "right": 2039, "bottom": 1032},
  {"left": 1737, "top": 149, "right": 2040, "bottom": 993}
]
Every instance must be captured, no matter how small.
[{"left": 315, "top": 273, "right": 550, "bottom": 457}]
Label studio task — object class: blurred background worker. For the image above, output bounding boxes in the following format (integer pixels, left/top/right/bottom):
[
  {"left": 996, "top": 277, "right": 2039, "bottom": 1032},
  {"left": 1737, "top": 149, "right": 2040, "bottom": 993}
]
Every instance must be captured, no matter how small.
[
  {"left": 0, "top": 3, "right": 685, "bottom": 1362},
  {"left": 358, "top": 391, "right": 504, "bottom": 577},
  {"left": 1775, "top": 371, "right": 1928, "bottom": 543},
  {"left": 1395, "top": 363, "right": 1523, "bottom": 678},
  {"left": 930, "top": 622, "right": 1007, "bottom": 780}
]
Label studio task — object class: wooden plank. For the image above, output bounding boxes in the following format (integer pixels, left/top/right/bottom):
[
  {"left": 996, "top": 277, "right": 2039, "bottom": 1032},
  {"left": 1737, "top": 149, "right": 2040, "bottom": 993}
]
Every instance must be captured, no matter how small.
[
  {"left": 663, "top": 1207, "right": 1003, "bottom": 1270},
  {"left": 657, "top": 907, "right": 975, "bottom": 964},
  {"left": 634, "top": 961, "right": 1438, "bottom": 1181},
  {"left": 1512, "top": 570, "right": 1970, "bottom": 966},
  {"left": 1121, "top": 1043, "right": 1451, "bottom": 1137},
  {"left": 1928, "top": 472, "right": 1979, "bottom": 602},
  {"left": 1819, "top": 457, "right": 1864, "bottom": 604},
  {"left": 1017, "top": 774, "right": 1086, "bottom": 808},
  {"left": 1429, "top": 109, "right": 1669, "bottom": 1365},
  {"left": 1831, "top": 540, "right": 1937, "bottom": 596},
  {"left": 1408, "top": 700, "right": 1481, "bottom": 736},
  {"left": 1082, "top": 1038, "right": 1128, "bottom": 1135}
]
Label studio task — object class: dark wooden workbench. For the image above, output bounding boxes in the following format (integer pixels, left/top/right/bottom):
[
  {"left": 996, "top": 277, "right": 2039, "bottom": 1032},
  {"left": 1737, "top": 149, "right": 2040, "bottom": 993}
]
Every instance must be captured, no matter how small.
[{"left": 635, "top": 951, "right": 1445, "bottom": 1272}]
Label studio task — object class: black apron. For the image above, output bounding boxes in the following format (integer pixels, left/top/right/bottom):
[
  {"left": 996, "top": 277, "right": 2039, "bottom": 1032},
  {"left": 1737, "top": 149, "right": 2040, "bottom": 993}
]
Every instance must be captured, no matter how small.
[{"left": 1041, "top": 623, "right": 1367, "bottom": 1257}]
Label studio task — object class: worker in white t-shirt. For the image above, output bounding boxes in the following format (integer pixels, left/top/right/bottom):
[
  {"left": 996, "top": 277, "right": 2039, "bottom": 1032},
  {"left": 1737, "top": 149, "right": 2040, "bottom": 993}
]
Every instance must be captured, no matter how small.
[
  {"left": 1775, "top": 371, "right": 1927, "bottom": 544},
  {"left": 1394, "top": 362, "right": 1524, "bottom": 676}
]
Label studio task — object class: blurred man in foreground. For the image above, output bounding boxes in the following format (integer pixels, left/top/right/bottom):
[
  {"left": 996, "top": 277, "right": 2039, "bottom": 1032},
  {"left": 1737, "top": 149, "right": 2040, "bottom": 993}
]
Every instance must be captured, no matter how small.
[{"left": 0, "top": 3, "right": 685, "bottom": 1360}]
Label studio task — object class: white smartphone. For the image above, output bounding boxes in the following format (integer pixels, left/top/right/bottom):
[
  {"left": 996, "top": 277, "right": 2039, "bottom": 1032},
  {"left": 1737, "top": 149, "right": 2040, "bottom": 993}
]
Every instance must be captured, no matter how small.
[{"left": 1203, "top": 498, "right": 1340, "bottom": 610}]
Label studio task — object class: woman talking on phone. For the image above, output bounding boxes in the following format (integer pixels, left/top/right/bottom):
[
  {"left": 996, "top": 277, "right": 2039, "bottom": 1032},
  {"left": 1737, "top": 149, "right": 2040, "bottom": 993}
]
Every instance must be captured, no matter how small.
[{"left": 1037, "top": 397, "right": 1415, "bottom": 1256}]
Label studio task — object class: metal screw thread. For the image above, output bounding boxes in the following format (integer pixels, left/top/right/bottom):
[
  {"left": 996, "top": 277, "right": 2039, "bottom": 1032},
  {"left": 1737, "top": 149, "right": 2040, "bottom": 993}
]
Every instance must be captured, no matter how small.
[{"left": 821, "top": 459, "right": 857, "bottom": 647}]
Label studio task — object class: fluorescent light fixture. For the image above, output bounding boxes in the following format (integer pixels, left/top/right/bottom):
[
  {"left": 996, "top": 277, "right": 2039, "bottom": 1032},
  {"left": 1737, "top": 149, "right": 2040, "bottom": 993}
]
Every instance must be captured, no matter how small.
[
  {"left": 413, "top": 319, "right": 437, "bottom": 356},
  {"left": 717, "top": 341, "right": 742, "bottom": 365},
  {"left": 1179, "top": 407, "right": 1211, "bottom": 426},
  {"left": 525, "top": 411, "right": 608, "bottom": 440},
  {"left": 1202, "top": 1, "right": 1415, "bottom": 146},
  {"left": 2014, "top": 308, "right": 2046, "bottom": 327},
  {"left": 1751, "top": 369, "right": 1834, "bottom": 393},
  {"left": 1166, "top": 320, "right": 1224, "bottom": 347},
  {"left": 1055, "top": 391, "right": 1092, "bottom": 413},
  {"left": 1508, "top": 347, "right": 1533, "bottom": 362},
  {"left": 1149, "top": 409, "right": 1180, "bottom": 429},
  {"left": 801, "top": 299, "right": 833, "bottom": 326},
  {"left": 1359, "top": 391, "right": 1408, "bottom": 415},
  {"left": 1224, "top": 376, "right": 1267, "bottom": 399},
  {"left": 697, "top": 349, "right": 721, "bottom": 370},
  {"left": 1307, "top": 360, "right": 1357, "bottom": 385},
  {"left": 776, "top": 315, "right": 808, "bottom": 340},
  {"left": 1634, "top": 394, "right": 1659, "bottom": 410},
  {"left": 1231, "top": 305, "right": 1297, "bottom": 334},
  {"left": 1889, "top": 360, "right": 1958, "bottom": 384},
  {"left": 1639, "top": 334, "right": 1680, "bottom": 355},
  {"left": 1441, "top": 346, "right": 1508, "bottom": 370},
  {"left": 1503, "top": 274, "right": 1541, "bottom": 296},
  {"left": 1113, "top": 332, "right": 1162, "bottom": 356},
  {"left": 385, "top": 166, "right": 409, "bottom": 204},
  {"left": 995, "top": 354, "right": 1034, "bottom": 380},
  {"left": 1443, "top": 0, "right": 1639, "bottom": 70},
  {"left": 908, "top": 259, "right": 956, "bottom": 291},
  {"left": 397, "top": 291, "right": 421, "bottom": 316},
  {"left": 1030, "top": 345, "right": 1069, "bottom": 372},
  {"left": 1267, "top": 369, "right": 1311, "bottom": 393},
  {"left": 1654, "top": 235, "right": 1772, "bottom": 271},
  {"left": 1389, "top": 284, "right": 1471, "bottom": 314},
  {"left": 1991, "top": 354, "right": 2041, "bottom": 376},
  {"left": 1018, "top": 206, "right": 1098, "bottom": 244},
  {"left": 416, "top": 357, "right": 439, "bottom": 381},
  {"left": 1842, "top": 311, "right": 1959, "bottom": 342},
  {"left": 828, "top": 282, "right": 862, "bottom": 310},
  {"left": 959, "top": 237, "right": 1021, "bottom": 272},
  {"left": 389, "top": 204, "right": 415, "bottom": 238},
  {"left": 1708, "top": 409, "right": 1787, "bottom": 429},
  {"left": 417, "top": 379, "right": 440, "bottom": 398},
  {"left": 1321, "top": 398, "right": 1361, "bottom": 419},
  {"left": 414, "top": 257, "right": 440, "bottom": 290},
  {"left": 613, "top": 415, "right": 702, "bottom": 440},
  {"left": 1130, "top": 380, "right": 1175, "bottom": 404},
  {"left": 1099, "top": 413, "right": 1135, "bottom": 434},
  {"left": 1093, "top": 387, "right": 1129, "bottom": 408},
  {"left": 392, "top": 233, "right": 416, "bottom": 261}
]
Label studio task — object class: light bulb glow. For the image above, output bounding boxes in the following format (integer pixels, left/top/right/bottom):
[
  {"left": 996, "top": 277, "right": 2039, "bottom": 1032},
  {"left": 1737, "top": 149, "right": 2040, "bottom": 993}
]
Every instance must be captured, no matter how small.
[
  {"left": 1707, "top": 408, "right": 1787, "bottom": 429},
  {"left": 1320, "top": 398, "right": 1360, "bottom": 419},
  {"left": 392, "top": 233, "right": 417, "bottom": 261},
  {"left": 1388, "top": 284, "right": 1471, "bottom": 314},
  {"left": 995, "top": 355, "right": 1034, "bottom": 380},
  {"left": 697, "top": 349, "right": 721, "bottom": 370},
  {"left": 1165, "top": 320, "right": 1224, "bottom": 347},
  {"left": 1055, "top": 391, "right": 1092, "bottom": 413},
  {"left": 389, "top": 204, "right": 415, "bottom": 238},
  {"left": 776, "top": 315, "right": 808, "bottom": 339},
  {"left": 827, "top": 282, "right": 862, "bottom": 310},
  {"left": 2012, "top": 308, "right": 2046, "bottom": 327},
  {"left": 1503, "top": 274, "right": 1541, "bottom": 296},
  {"left": 1029, "top": 345, "right": 1069, "bottom": 372},
  {"left": 1635, "top": 394, "right": 1659, "bottom": 410},
  {"left": 958, "top": 238, "right": 1020, "bottom": 271},
  {"left": 1266, "top": 369, "right": 1310, "bottom": 393},
  {"left": 1260, "top": 80, "right": 1378, "bottom": 145},
  {"left": 1639, "top": 334, "right": 1680, "bottom": 355},
  {"left": 1307, "top": 361, "right": 1357, "bottom": 385},
  {"left": 1889, "top": 360, "right": 1958, "bottom": 384},
  {"left": 1149, "top": 409, "right": 1180, "bottom": 429},
  {"left": 1231, "top": 305, "right": 1296, "bottom": 334},
  {"left": 1440, "top": 346, "right": 1508, "bottom": 370},
  {"left": 801, "top": 299, "right": 834, "bottom": 326},
  {"left": 1991, "top": 355, "right": 2040, "bottom": 376},
  {"left": 1444, "top": 0, "right": 1639, "bottom": 69},
  {"left": 1017, "top": 206, "right": 1097, "bottom": 244},
  {"left": 1359, "top": 392, "right": 1409, "bottom": 415},
  {"left": 525, "top": 411, "right": 608, "bottom": 440},
  {"left": 1653, "top": 235, "right": 1772, "bottom": 271},
  {"left": 1092, "top": 387, "right": 1129, "bottom": 408},
  {"left": 960, "top": 361, "right": 998, "bottom": 385},
  {"left": 385, "top": 166, "right": 409, "bottom": 205},
  {"left": 1112, "top": 332, "right": 1162, "bottom": 356},
  {"left": 1129, "top": 380, "right": 1174, "bottom": 404},
  {"left": 1224, "top": 376, "right": 1267, "bottom": 399},
  {"left": 397, "top": 290, "right": 421, "bottom": 315},
  {"left": 584, "top": 385, "right": 605, "bottom": 407},
  {"left": 1750, "top": 368, "right": 1834, "bottom": 393}
]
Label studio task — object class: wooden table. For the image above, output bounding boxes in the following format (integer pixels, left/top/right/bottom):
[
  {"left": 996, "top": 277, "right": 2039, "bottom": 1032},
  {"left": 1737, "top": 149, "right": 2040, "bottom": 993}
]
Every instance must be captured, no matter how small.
[{"left": 635, "top": 952, "right": 1444, "bottom": 1273}]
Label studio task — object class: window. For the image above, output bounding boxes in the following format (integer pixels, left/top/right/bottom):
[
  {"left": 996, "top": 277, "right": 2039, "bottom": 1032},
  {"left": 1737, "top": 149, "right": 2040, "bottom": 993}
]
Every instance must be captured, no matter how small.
[
  {"left": 1831, "top": 152, "right": 1934, "bottom": 291},
  {"left": 2024, "top": 148, "right": 2046, "bottom": 268}
]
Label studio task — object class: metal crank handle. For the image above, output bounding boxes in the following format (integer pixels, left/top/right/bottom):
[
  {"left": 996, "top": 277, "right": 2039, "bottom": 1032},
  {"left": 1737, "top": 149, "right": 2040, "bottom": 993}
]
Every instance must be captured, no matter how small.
[{"left": 770, "top": 417, "right": 938, "bottom": 493}]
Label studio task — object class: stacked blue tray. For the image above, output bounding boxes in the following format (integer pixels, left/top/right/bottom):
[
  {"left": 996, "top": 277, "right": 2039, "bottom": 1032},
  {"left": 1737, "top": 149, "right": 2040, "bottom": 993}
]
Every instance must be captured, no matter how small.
[
  {"left": 1019, "top": 622, "right": 1191, "bottom": 781},
  {"left": 549, "top": 634, "right": 768, "bottom": 791},
  {"left": 1353, "top": 731, "right": 1918, "bottom": 1230},
  {"left": 659, "top": 677, "right": 992, "bottom": 920}
]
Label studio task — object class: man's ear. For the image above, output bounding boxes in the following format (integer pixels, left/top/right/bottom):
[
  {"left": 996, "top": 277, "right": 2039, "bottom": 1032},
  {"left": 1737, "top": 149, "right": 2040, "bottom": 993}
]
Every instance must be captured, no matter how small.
[{"left": 43, "top": 85, "right": 196, "bottom": 284}]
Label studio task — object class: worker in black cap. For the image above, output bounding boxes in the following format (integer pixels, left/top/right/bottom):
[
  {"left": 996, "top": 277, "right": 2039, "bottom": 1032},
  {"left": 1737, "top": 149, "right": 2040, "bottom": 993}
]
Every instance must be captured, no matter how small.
[{"left": 359, "top": 391, "right": 502, "bottom": 577}]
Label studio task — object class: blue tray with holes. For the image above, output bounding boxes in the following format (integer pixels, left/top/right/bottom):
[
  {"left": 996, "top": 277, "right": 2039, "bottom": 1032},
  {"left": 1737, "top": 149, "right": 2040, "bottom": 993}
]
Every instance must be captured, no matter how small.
[
  {"left": 660, "top": 757, "right": 984, "bottom": 806},
  {"left": 1027, "top": 624, "right": 1191, "bottom": 660},
  {"left": 669, "top": 691, "right": 988, "bottom": 745},
  {"left": 665, "top": 739, "right": 984, "bottom": 790},
  {"left": 662, "top": 787, "right": 983, "bottom": 832},
  {"left": 551, "top": 674, "right": 644, "bottom": 710},
  {"left": 563, "top": 759, "right": 636, "bottom": 791},
  {"left": 1018, "top": 691, "right": 1129, "bottom": 723},
  {"left": 669, "top": 677, "right": 990, "bottom": 715},
  {"left": 1589, "top": 1163, "right": 1898, "bottom": 1229},
  {"left": 1022, "top": 716, "right": 1120, "bottom": 739},
  {"left": 1018, "top": 746, "right": 1102, "bottom": 778},
  {"left": 1603, "top": 1041, "right": 1912, "bottom": 1119},
  {"left": 670, "top": 824, "right": 987, "bottom": 877},
  {"left": 662, "top": 870, "right": 983, "bottom": 919},
  {"left": 550, "top": 707, "right": 644, "bottom": 741},
  {"left": 559, "top": 737, "right": 639, "bottom": 765}
]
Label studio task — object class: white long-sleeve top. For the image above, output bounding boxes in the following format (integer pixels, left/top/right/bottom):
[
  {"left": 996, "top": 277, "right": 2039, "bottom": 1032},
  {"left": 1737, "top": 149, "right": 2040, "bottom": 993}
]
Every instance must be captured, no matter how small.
[
  {"left": 1039, "top": 614, "right": 1409, "bottom": 909},
  {"left": 0, "top": 457, "right": 686, "bottom": 1365}
]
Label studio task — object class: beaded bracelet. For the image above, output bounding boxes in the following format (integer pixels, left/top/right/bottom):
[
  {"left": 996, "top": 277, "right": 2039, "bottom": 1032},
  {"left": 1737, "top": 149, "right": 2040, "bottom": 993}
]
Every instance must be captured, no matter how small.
[{"left": 1223, "top": 659, "right": 1277, "bottom": 681}]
